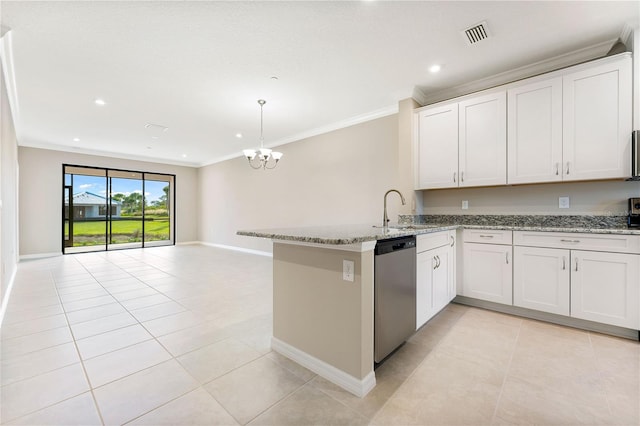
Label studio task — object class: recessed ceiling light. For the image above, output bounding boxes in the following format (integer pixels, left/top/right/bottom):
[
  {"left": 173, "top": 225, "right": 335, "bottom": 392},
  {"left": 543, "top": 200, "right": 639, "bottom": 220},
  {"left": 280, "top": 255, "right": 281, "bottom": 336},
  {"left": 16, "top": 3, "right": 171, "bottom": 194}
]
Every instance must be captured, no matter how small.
[
  {"left": 73, "top": 137, "right": 80, "bottom": 142},
  {"left": 94, "top": 98, "right": 106, "bottom": 106},
  {"left": 429, "top": 64, "right": 441, "bottom": 73},
  {"left": 181, "top": 154, "right": 187, "bottom": 158},
  {"left": 235, "top": 133, "right": 243, "bottom": 139}
]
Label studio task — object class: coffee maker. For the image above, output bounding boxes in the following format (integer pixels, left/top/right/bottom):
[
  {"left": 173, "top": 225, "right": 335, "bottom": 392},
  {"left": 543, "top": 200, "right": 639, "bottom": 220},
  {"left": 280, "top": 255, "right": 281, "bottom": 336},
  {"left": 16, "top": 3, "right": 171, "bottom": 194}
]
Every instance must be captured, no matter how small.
[{"left": 629, "top": 198, "right": 640, "bottom": 227}]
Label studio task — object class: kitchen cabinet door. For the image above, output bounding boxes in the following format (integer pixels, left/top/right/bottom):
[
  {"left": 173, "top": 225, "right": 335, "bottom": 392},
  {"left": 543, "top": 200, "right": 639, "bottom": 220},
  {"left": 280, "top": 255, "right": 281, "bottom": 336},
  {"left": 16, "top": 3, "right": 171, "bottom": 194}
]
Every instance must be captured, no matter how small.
[
  {"left": 458, "top": 91, "right": 507, "bottom": 187},
  {"left": 562, "top": 55, "right": 632, "bottom": 181},
  {"left": 571, "top": 250, "right": 639, "bottom": 329},
  {"left": 513, "top": 246, "right": 570, "bottom": 315},
  {"left": 416, "top": 245, "right": 452, "bottom": 329},
  {"left": 462, "top": 242, "right": 512, "bottom": 305},
  {"left": 507, "top": 78, "right": 563, "bottom": 184},
  {"left": 415, "top": 103, "right": 459, "bottom": 189}
]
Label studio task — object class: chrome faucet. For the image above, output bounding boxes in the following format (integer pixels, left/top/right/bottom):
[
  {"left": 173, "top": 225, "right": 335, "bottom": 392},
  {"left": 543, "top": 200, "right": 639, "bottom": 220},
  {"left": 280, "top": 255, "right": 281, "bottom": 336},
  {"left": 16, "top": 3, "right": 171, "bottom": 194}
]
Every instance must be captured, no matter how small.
[{"left": 383, "top": 189, "right": 406, "bottom": 228}]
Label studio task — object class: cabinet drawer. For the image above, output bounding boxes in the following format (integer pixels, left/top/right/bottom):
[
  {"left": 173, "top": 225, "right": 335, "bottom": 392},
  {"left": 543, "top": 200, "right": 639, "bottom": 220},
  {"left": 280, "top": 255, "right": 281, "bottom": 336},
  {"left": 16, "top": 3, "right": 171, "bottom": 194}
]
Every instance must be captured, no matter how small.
[
  {"left": 463, "top": 229, "right": 513, "bottom": 245},
  {"left": 513, "top": 231, "right": 640, "bottom": 254},
  {"left": 417, "top": 231, "right": 452, "bottom": 253}
]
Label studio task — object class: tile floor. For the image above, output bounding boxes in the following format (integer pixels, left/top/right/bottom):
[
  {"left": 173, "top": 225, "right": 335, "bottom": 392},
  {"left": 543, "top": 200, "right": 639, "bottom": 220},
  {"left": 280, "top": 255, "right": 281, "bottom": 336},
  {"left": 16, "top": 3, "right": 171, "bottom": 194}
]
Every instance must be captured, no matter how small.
[{"left": 1, "top": 245, "right": 638, "bottom": 425}]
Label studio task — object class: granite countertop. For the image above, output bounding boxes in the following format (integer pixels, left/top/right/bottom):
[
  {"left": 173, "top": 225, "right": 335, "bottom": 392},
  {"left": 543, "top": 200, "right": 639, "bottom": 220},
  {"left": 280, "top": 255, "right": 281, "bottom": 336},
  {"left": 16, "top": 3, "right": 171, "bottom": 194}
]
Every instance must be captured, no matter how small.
[
  {"left": 237, "top": 215, "right": 640, "bottom": 245},
  {"left": 236, "top": 223, "right": 457, "bottom": 245}
]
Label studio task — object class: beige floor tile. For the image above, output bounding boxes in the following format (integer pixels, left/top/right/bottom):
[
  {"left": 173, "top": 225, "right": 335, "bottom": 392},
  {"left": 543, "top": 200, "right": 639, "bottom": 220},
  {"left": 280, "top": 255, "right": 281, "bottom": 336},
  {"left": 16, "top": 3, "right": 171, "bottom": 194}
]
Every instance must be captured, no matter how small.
[
  {"left": 70, "top": 311, "right": 137, "bottom": 339},
  {"left": 142, "top": 310, "right": 205, "bottom": 337},
  {"left": 59, "top": 288, "right": 110, "bottom": 303},
  {"left": 373, "top": 348, "right": 505, "bottom": 426},
  {"left": 1, "top": 342, "right": 80, "bottom": 386},
  {"left": 177, "top": 338, "right": 262, "bottom": 384},
  {"left": 248, "top": 383, "right": 368, "bottom": 426},
  {"left": 92, "top": 359, "right": 199, "bottom": 425},
  {"left": 83, "top": 339, "right": 172, "bottom": 387},
  {"left": 120, "top": 293, "right": 172, "bottom": 310},
  {"left": 2, "top": 304, "right": 65, "bottom": 326},
  {"left": 62, "top": 295, "right": 117, "bottom": 312},
  {"left": 56, "top": 282, "right": 104, "bottom": 295},
  {"left": 205, "top": 356, "right": 305, "bottom": 424},
  {"left": 1, "top": 314, "right": 68, "bottom": 340},
  {"left": 5, "top": 392, "right": 102, "bottom": 426},
  {"left": 157, "top": 321, "right": 230, "bottom": 357},
  {"left": 265, "top": 351, "right": 317, "bottom": 382},
  {"left": 494, "top": 375, "right": 614, "bottom": 425},
  {"left": 0, "top": 326, "right": 73, "bottom": 360},
  {"left": 75, "top": 323, "right": 153, "bottom": 360},
  {"left": 309, "top": 373, "right": 405, "bottom": 420},
  {"left": 129, "top": 300, "right": 187, "bottom": 322},
  {"left": 0, "top": 363, "right": 90, "bottom": 423},
  {"left": 128, "top": 387, "right": 239, "bottom": 425},
  {"left": 65, "top": 302, "right": 127, "bottom": 325},
  {"left": 111, "top": 287, "right": 159, "bottom": 301}
]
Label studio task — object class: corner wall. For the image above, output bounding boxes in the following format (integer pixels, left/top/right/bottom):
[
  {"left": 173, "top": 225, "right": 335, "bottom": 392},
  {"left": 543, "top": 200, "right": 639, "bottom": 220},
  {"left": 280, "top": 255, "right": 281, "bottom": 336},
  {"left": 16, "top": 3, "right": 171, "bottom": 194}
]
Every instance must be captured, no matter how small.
[
  {"left": 0, "top": 51, "right": 19, "bottom": 321},
  {"left": 18, "top": 147, "right": 199, "bottom": 256},
  {"left": 197, "top": 114, "right": 400, "bottom": 253}
]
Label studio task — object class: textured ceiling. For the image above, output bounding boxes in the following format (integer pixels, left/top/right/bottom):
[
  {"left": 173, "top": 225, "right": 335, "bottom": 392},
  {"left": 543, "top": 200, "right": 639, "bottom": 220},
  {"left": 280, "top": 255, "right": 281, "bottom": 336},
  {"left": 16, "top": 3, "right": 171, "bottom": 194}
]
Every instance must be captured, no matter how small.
[{"left": 1, "top": 1, "right": 638, "bottom": 167}]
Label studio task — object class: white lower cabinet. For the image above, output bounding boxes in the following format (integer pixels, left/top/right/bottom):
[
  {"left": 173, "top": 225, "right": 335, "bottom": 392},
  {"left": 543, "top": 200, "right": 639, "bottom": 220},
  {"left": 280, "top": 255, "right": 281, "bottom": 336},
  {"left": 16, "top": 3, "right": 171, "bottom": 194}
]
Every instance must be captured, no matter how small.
[
  {"left": 462, "top": 242, "right": 513, "bottom": 305},
  {"left": 570, "top": 250, "right": 640, "bottom": 329},
  {"left": 513, "top": 246, "right": 570, "bottom": 315},
  {"left": 416, "top": 231, "right": 456, "bottom": 329}
]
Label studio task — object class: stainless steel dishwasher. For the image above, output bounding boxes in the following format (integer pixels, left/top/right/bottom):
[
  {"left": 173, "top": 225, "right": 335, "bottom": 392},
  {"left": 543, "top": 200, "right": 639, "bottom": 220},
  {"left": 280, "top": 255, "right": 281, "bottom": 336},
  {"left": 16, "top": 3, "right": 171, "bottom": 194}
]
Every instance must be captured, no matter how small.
[{"left": 374, "top": 235, "right": 416, "bottom": 363}]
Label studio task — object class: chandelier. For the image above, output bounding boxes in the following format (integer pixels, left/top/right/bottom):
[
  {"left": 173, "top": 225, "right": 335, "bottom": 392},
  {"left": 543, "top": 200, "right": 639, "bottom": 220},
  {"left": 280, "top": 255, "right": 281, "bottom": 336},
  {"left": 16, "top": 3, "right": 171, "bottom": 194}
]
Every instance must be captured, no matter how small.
[{"left": 242, "top": 99, "right": 283, "bottom": 170}]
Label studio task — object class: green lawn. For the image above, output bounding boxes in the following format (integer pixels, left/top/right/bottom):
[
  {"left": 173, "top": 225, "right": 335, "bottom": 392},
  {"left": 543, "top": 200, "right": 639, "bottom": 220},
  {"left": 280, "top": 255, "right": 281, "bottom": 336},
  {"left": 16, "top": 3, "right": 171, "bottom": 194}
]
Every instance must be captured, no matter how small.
[{"left": 67, "top": 218, "right": 170, "bottom": 246}]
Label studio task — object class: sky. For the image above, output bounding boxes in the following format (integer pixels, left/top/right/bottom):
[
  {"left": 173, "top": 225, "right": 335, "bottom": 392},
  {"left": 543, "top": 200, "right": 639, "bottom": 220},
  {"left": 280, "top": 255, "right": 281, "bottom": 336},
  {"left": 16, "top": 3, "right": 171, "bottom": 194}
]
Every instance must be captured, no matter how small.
[{"left": 67, "top": 174, "right": 168, "bottom": 203}]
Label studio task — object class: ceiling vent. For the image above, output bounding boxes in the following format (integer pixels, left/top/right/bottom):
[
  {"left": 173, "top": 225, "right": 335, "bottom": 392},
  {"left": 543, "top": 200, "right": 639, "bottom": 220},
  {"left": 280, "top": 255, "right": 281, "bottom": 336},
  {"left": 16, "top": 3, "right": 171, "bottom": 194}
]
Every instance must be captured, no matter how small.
[{"left": 463, "top": 21, "right": 490, "bottom": 45}]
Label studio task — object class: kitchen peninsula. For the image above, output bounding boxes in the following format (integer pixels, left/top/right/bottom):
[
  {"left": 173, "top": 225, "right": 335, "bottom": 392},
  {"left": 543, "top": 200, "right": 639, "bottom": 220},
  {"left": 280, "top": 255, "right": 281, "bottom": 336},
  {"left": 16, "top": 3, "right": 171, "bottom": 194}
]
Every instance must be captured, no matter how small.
[{"left": 237, "top": 224, "right": 455, "bottom": 397}]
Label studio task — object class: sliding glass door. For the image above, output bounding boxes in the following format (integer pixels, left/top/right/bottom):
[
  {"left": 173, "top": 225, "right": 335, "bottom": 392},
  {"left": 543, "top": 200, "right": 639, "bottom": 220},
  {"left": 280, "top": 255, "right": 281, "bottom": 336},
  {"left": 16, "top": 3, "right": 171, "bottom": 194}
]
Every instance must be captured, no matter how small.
[{"left": 63, "top": 165, "right": 175, "bottom": 254}]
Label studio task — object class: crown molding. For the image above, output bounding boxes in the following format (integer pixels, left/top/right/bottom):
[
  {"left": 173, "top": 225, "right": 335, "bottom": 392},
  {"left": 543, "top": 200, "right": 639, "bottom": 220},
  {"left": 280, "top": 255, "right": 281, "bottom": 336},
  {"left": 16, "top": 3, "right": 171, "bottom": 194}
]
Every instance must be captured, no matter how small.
[
  {"left": 200, "top": 103, "right": 399, "bottom": 167},
  {"left": 414, "top": 38, "right": 618, "bottom": 106}
]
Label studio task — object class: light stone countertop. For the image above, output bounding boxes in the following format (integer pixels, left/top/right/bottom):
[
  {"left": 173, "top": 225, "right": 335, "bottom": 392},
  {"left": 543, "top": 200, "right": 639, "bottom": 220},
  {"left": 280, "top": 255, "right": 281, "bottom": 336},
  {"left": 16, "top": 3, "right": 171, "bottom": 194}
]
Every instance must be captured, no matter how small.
[{"left": 237, "top": 221, "right": 640, "bottom": 245}]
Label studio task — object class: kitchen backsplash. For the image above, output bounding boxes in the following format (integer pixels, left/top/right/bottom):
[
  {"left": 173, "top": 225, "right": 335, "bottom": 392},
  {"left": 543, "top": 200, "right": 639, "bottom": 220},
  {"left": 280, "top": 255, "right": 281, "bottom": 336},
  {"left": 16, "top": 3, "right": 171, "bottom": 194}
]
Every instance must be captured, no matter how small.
[{"left": 398, "top": 214, "right": 629, "bottom": 229}]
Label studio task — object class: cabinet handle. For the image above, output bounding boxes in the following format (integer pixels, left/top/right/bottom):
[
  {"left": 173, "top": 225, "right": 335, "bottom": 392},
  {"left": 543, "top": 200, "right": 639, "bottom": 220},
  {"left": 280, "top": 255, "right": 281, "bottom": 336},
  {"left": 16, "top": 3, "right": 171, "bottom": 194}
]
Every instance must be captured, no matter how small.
[
  {"left": 555, "top": 163, "right": 559, "bottom": 176},
  {"left": 560, "top": 239, "right": 580, "bottom": 244},
  {"left": 450, "top": 236, "right": 455, "bottom": 247},
  {"left": 566, "top": 162, "right": 570, "bottom": 175},
  {"left": 506, "top": 252, "right": 510, "bottom": 264},
  {"left": 461, "top": 171, "right": 464, "bottom": 182},
  {"left": 479, "top": 235, "right": 494, "bottom": 239},
  {"left": 433, "top": 256, "right": 437, "bottom": 270},
  {"left": 436, "top": 255, "right": 441, "bottom": 268},
  {"left": 575, "top": 258, "right": 579, "bottom": 272},
  {"left": 562, "top": 256, "right": 566, "bottom": 270},
  {"left": 453, "top": 172, "right": 457, "bottom": 183}
]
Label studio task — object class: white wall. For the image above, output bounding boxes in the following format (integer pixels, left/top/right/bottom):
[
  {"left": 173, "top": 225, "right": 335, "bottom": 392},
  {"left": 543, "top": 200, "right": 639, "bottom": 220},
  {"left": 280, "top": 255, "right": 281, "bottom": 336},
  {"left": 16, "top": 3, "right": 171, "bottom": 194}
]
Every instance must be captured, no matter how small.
[
  {"left": 18, "top": 147, "right": 198, "bottom": 256},
  {"left": 0, "top": 54, "right": 19, "bottom": 319},
  {"left": 420, "top": 180, "right": 639, "bottom": 216},
  {"left": 198, "top": 114, "right": 401, "bottom": 253}
]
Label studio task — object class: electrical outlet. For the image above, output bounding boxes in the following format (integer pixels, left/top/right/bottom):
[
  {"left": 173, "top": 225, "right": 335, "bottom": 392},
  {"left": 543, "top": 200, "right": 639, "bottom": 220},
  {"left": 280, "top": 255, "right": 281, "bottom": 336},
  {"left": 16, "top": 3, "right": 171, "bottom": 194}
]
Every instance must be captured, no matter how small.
[
  {"left": 559, "top": 196, "right": 570, "bottom": 209},
  {"left": 343, "top": 260, "right": 354, "bottom": 282},
  {"left": 462, "top": 200, "right": 469, "bottom": 210}
]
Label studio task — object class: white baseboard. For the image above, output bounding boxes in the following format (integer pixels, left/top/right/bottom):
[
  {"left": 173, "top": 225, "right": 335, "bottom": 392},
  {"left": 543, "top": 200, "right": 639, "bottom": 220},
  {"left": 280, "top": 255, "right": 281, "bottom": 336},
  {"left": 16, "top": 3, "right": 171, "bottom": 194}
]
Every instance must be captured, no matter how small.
[
  {"left": 19, "top": 252, "right": 61, "bottom": 261},
  {"left": 199, "top": 242, "right": 272, "bottom": 258},
  {"left": 0, "top": 267, "right": 17, "bottom": 329},
  {"left": 176, "top": 241, "right": 200, "bottom": 246},
  {"left": 271, "top": 337, "right": 376, "bottom": 398}
]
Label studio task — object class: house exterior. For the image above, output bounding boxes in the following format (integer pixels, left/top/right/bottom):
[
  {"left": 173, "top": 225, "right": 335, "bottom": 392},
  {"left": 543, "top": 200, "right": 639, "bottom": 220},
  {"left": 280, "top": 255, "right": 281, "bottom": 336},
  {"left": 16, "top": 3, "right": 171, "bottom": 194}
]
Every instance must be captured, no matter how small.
[{"left": 64, "top": 191, "right": 121, "bottom": 219}]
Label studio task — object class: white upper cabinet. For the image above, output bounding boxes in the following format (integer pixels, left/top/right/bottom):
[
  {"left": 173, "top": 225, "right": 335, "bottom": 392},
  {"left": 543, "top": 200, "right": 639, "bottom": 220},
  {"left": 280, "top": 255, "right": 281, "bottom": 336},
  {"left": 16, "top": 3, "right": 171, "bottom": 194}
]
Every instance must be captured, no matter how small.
[
  {"left": 416, "top": 103, "right": 459, "bottom": 189},
  {"left": 507, "top": 77, "right": 563, "bottom": 184},
  {"left": 415, "top": 92, "right": 506, "bottom": 190},
  {"left": 459, "top": 92, "right": 507, "bottom": 187},
  {"left": 416, "top": 53, "right": 632, "bottom": 188},
  {"left": 562, "top": 56, "right": 632, "bottom": 181}
]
